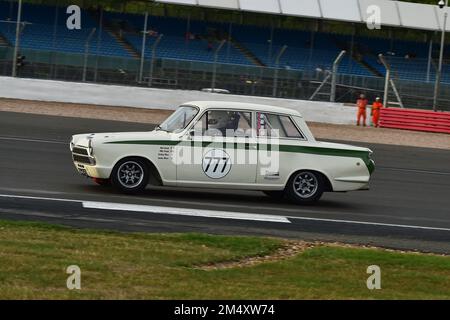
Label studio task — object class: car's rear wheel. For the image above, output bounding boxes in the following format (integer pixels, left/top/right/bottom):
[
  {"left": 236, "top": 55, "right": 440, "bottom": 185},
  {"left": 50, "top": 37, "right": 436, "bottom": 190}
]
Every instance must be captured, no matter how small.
[
  {"left": 111, "top": 158, "right": 149, "bottom": 194},
  {"left": 285, "top": 170, "right": 325, "bottom": 204}
]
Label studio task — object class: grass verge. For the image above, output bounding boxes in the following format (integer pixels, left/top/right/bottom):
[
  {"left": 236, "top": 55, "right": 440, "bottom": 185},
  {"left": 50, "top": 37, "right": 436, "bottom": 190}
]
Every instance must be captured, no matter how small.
[{"left": 0, "top": 220, "right": 449, "bottom": 299}]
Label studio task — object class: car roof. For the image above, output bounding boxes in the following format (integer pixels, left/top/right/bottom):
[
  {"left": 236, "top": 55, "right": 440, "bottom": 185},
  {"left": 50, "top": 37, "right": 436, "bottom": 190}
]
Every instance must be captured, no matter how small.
[{"left": 184, "top": 101, "right": 302, "bottom": 117}]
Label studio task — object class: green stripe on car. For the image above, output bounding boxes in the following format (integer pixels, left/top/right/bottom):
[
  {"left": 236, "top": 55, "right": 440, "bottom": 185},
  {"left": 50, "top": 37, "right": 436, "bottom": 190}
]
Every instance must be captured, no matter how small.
[{"left": 106, "top": 140, "right": 374, "bottom": 174}]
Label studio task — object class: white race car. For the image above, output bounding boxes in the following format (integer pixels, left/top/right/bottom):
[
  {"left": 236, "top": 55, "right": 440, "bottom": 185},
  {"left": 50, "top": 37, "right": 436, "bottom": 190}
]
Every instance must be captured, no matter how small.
[{"left": 70, "top": 101, "right": 374, "bottom": 203}]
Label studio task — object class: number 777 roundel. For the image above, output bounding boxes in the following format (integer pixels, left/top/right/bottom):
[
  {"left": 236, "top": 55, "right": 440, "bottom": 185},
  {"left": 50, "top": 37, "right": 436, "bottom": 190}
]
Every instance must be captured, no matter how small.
[{"left": 202, "top": 149, "right": 232, "bottom": 179}]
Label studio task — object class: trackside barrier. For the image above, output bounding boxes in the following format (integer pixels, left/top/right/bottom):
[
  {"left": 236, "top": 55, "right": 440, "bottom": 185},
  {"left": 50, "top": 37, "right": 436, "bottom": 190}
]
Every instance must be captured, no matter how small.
[
  {"left": 379, "top": 107, "right": 450, "bottom": 134},
  {"left": 0, "top": 76, "right": 357, "bottom": 125}
]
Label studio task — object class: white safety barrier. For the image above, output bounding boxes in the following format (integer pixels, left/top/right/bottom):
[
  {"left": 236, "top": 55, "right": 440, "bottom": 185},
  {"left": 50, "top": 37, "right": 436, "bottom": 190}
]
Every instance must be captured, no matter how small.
[{"left": 0, "top": 76, "right": 356, "bottom": 125}]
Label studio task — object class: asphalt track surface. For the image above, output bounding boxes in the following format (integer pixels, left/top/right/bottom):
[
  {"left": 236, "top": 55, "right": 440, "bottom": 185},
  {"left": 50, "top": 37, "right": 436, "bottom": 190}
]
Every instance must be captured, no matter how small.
[{"left": 1, "top": 111, "right": 450, "bottom": 253}]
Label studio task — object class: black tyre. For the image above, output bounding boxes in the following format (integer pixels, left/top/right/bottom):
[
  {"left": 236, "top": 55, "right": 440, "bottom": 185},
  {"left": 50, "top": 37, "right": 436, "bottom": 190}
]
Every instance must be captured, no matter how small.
[
  {"left": 285, "top": 170, "right": 325, "bottom": 204},
  {"left": 111, "top": 158, "right": 149, "bottom": 194},
  {"left": 263, "top": 191, "right": 285, "bottom": 200}
]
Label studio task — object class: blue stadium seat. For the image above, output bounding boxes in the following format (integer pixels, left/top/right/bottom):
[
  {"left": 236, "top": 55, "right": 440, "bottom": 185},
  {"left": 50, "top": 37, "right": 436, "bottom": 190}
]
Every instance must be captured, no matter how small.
[
  {"left": 104, "top": 12, "right": 253, "bottom": 65},
  {"left": 0, "top": 2, "right": 130, "bottom": 57},
  {"left": 231, "top": 24, "right": 373, "bottom": 76}
]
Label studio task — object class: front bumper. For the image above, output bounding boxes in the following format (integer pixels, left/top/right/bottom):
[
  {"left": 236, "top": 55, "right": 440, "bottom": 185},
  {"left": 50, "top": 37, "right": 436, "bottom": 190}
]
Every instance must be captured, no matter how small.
[
  {"left": 73, "top": 162, "right": 112, "bottom": 179},
  {"left": 71, "top": 144, "right": 111, "bottom": 179}
]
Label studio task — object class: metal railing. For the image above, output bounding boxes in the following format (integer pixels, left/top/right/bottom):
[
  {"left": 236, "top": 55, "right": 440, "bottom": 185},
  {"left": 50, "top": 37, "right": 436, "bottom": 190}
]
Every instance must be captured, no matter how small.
[{"left": 1, "top": 45, "right": 450, "bottom": 111}]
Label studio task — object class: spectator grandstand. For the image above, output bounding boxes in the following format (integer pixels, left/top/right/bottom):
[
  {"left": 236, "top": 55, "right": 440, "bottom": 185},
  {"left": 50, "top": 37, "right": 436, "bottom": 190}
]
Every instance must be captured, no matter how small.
[
  {"left": 1, "top": 0, "right": 450, "bottom": 110},
  {"left": 0, "top": 0, "right": 446, "bottom": 80},
  {"left": 0, "top": 2, "right": 130, "bottom": 57},
  {"left": 104, "top": 12, "right": 253, "bottom": 65}
]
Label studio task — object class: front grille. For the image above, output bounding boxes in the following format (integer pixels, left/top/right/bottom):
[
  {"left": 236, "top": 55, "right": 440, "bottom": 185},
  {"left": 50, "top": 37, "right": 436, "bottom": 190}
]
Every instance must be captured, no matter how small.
[
  {"left": 73, "top": 154, "right": 92, "bottom": 164},
  {"left": 73, "top": 147, "right": 88, "bottom": 155}
]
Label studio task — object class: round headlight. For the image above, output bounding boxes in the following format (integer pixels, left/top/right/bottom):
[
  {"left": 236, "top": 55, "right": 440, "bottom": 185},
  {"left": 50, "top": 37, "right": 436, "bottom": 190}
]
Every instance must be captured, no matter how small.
[{"left": 88, "top": 138, "right": 94, "bottom": 156}]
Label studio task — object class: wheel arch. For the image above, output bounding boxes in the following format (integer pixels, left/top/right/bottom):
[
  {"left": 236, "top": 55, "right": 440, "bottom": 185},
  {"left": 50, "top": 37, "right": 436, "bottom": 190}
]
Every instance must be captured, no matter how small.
[
  {"left": 286, "top": 169, "right": 333, "bottom": 192},
  {"left": 111, "top": 155, "right": 163, "bottom": 186}
]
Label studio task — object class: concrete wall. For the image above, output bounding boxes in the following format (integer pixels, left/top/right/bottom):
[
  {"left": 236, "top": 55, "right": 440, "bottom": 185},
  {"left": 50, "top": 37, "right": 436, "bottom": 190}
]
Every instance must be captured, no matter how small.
[{"left": 0, "top": 76, "right": 356, "bottom": 125}]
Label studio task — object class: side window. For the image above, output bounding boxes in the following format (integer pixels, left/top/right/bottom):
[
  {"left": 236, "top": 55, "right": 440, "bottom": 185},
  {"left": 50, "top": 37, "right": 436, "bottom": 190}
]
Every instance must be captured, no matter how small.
[
  {"left": 257, "top": 113, "right": 303, "bottom": 138},
  {"left": 194, "top": 110, "right": 252, "bottom": 137}
]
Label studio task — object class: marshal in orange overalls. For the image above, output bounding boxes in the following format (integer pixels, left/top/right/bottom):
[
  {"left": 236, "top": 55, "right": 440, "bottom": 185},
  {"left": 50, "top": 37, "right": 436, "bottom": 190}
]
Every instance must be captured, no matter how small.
[
  {"left": 372, "top": 100, "right": 383, "bottom": 128},
  {"left": 356, "top": 97, "right": 368, "bottom": 126}
]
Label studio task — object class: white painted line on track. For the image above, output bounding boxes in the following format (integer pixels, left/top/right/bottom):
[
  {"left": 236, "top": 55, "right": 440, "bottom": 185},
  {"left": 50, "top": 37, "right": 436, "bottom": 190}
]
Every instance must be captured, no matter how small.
[
  {"left": 0, "top": 187, "right": 447, "bottom": 225},
  {"left": 1, "top": 193, "right": 450, "bottom": 231},
  {"left": 0, "top": 136, "right": 66, "bottom": 144},
  {"left": 0, "top": 187, "right": 442, "bottom": 226},
  {"left": 378, "top": 166, "right": 450, "bottom": 176},
  {"left": 82, "top": 201, "right": 291, "bottom": 223},
  {"left": 0, "top": 193, "right": 80, "bottom": 203},
  {"left": 0, "top": 187, "right": 322, "bottom": 215},
  {"left": 0, "top": 193, "right": 290, "bottom": 224},
  {"left": 286, "top": 216, "right": 450, "bottom": 232}
]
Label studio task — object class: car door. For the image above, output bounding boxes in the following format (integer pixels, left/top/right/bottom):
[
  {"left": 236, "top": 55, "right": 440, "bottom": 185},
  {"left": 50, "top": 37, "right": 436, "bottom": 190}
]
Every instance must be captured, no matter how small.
[
  {"left": 256, "top": 112, "right": 307, "bottom": 186},
  {"left": 175, "top": 109, "right": 258, "bottom": 187}
]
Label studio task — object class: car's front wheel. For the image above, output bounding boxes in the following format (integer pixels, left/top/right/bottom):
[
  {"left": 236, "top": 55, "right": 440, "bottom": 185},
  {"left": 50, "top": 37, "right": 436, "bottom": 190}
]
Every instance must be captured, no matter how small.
[
  {"left": 111, "top": 158, "right": 149, "bottom": 194},
  {"left": 285, "top": 170, "right": 325, "bottom": 204}
]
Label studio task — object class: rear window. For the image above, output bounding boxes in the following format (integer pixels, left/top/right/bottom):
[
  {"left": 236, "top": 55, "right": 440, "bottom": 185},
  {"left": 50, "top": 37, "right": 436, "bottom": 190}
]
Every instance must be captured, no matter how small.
[{"left": 257, "top": 113, "right": 304, "bottom": 138}]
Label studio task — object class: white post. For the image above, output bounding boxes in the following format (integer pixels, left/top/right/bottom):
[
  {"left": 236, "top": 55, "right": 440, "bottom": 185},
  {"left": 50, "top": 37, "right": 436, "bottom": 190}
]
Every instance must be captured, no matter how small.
[
  {"left": 272, "top": 45, "right": 287, "bottom": 97},
  {"left": 268, "top": 24, "right": 274, "bottom": 65},
  {"left": 330, "top": 50, "right": 346, "bottom": 102},
  {"left": 378, "top": 54, "right": 391, "bottom": 107},
  {"left": 93, "top": 7, "right": 103, "bottom": 82},
  {"left": 82, "top": 28, "right": 96, "bottom": 82},
  {"left": 12, "top": 0, "right": 22, "bottom": 77},
  {"left": 138, "top": 12, "right": 148, "bottom": 83},
  {"left": 148, "top": 34, "right": 163, "bottom": 87},
  {"left": 426, "top": 37, "right": 433, "bottom": 82},
  {"left": 211, "top": 40, "right": 226, "bottom": 92},
  {"left": 433, "top": 0, "right": 449, "bottom": 111}
]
